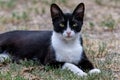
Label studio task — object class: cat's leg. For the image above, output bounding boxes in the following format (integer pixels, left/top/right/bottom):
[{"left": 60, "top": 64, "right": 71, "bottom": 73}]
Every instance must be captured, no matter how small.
[
  {"left": 62, "top": 63, "right": 87, "bottom": 77},
  {"left": 78, "top": 54, "right": 101, "bottom": 74},
  {"left": 79, "top": 59, "right": 101, "bottom": 74},
  {"left": 0, "top": 51, "right": 11, "bottom": 63}
]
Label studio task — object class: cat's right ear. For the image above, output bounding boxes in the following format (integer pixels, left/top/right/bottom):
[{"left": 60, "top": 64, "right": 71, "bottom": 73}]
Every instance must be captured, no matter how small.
[
  {"left": 50, "top": 4, "right": 63, "bottom": 20},
  {"left": 72, "top": 3, "right": 85, "bottom": 21}
]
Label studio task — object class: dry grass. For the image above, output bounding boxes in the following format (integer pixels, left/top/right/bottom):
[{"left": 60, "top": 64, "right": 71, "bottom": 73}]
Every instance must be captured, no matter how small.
[{"left": 0, "top": 0, "right": 120, "bottom": 80}]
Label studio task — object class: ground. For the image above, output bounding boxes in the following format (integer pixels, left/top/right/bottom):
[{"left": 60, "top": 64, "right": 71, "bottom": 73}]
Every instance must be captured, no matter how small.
[{"left": 0, "top": 0, "right": 120, "bottom": 80}]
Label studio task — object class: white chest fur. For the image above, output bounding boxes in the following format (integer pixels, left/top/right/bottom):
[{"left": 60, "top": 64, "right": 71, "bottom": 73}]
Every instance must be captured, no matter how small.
[{"left": 51, "top": 32, "right": 83, "bottom": 64}]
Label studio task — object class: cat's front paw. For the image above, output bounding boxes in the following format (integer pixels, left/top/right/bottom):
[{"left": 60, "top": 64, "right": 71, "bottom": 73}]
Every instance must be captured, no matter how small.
[
  {"left": 77, "top": 72, "right": 87, "bottom": 77},
  {"left": 0, "top": 57, "right": 5, "bottom": 63},
  {"left": 0, "top": 53, "right": 10, "bottom": 63},
  {"left": 89, "top": 68, "right": 101, "bottom": 74}
]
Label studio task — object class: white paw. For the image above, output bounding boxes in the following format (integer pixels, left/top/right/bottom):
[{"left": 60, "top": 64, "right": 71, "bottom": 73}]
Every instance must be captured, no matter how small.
[
  {"left": 89, "top": 68, "right": 101, "bottom": 74},
  {"left": 62, "top": 63, "right": 87, "bottom": 77},
  {"left": 0, "top": 57, "right": 5, "bottom": 63},
  {"left": 0, "top": 53, "right": 10, "bottom": 63},
  {"left": 77, "top": 72, "right": 87, "bottom": 77}
]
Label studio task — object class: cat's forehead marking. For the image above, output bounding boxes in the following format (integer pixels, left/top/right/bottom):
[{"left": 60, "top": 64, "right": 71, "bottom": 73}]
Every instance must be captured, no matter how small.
[
  {"left": 66, "top": 21, "right": 71, "bottom": 31},
  {"left": 67, "top": 20, "right": 69, "bottom": 27}
]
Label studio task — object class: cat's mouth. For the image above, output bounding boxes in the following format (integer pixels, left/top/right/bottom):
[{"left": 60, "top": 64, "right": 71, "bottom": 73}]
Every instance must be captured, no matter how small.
[
  {"left": 63, "top": 35, "right": 74, "bottom": 41},
  {"left": 62, "top": 31, "right": 75, "bottom": 41},
  {"left": 66, "top": 35, "right": 72, "bottom": 38}
]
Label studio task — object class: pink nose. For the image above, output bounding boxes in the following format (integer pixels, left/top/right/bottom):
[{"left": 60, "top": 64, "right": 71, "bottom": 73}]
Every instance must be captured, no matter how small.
[{"left": 67, "top": 32, "right": 71, "bottom": 36}]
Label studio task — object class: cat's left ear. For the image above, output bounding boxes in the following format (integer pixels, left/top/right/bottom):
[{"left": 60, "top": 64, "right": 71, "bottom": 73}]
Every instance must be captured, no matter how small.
[{"left": 72, "top": 3, "right": 85, "bottom": 21}]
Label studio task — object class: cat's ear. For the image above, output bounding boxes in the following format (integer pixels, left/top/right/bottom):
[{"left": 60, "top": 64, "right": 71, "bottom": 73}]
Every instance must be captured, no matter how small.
[
  {"left": 50, "top": 4, "right": 63, "bottom": 20},
  {"left": 72, "top": 3, "right": 85, "bottom": 21}
]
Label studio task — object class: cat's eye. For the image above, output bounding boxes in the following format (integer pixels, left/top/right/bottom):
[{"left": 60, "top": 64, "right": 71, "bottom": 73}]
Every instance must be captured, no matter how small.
[
  {"left": 73, "top": 23, "right": 77, "bottom": 27},
  {"left": 59, "top": 23, "right": 64, "bottom": 27}
]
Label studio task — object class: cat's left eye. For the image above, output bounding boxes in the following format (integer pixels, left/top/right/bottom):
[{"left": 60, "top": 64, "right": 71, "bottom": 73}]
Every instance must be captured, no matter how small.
[
  {"left": 73, "top": 23, "right": 77, "bottom": 27},
  {"left": 59, "top": 23, "right": 64, "bottom": 27}
]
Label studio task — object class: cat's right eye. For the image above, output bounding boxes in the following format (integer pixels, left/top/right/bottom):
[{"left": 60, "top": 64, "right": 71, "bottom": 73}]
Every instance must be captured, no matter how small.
[
  {"left": 73, "top": 23, "right": 77, "bottom": 27},
  {"left": 59, "top": 23, "right": 64, "bottom": 27}
]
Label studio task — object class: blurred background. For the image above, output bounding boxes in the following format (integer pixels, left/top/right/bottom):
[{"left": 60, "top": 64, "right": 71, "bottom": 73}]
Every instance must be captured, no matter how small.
[{"left": 0, "top": 0, "right": 120, "bottom": 79}]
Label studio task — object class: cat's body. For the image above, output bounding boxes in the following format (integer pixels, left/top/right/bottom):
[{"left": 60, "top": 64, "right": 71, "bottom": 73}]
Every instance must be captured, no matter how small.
[
  {"left": 0, "top": 3, "right": 100, "bottom": 76},
  {"left": 0, "top": 30, "right": 52, "bottom": 64}
]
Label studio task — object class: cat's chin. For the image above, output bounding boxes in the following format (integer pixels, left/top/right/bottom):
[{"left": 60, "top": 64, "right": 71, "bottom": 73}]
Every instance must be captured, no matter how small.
[{"left": 63, "top": 36, "right": 74, "bottom": 41}]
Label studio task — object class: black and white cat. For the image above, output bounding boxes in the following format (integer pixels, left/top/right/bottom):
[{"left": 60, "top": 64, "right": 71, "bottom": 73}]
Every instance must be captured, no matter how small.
[{"left": 0, "top": 3, "right": 100, "bottom": 76}]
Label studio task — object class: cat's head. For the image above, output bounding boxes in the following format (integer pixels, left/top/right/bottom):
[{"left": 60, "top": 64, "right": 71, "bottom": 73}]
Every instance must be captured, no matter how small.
[{"left": 50, "top": 3, "right": 84, "bottom": 41}]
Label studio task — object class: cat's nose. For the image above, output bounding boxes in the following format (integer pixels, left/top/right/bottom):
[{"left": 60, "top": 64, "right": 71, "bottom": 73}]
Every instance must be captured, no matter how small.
[{"left": 67, "top": 32, "right": 71, "bottom": 36}]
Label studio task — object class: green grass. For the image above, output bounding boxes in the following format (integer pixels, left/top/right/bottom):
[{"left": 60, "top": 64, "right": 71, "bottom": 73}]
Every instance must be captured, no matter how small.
[
  {"left": 94, "top": 0, "right": 103, "bottom": 5},
  {"left": 0, "top": 72, "right": 26, "bottom": 80},
  {"left": 0, "top": 64, "right": 115, "bottom": 80},
  {"left": 94, "top": 0, "right": 120, "bottom": 8},
  {"left": 12, "top": 11, "right": 29, "bottom": 21},
  {"left": 0, "top": 0, "right": 16, "bottom": 9},
  {"left": 99, "top": 15, "right": 116, "bottom": 31},
  {"left": 41, "top": 0, "right": 67, "bottom": 5},
  {"left": 101, "top": 19, "right": 116, "bottom": 31},
  {"left": 89, "top": 22, "right": 95, "bottom": 29}
]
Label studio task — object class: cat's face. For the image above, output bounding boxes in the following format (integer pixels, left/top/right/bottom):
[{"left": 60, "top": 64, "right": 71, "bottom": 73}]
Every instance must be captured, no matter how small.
[{"left": 51, "top": 3, "right": 84, "bottom": 41}]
